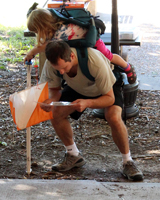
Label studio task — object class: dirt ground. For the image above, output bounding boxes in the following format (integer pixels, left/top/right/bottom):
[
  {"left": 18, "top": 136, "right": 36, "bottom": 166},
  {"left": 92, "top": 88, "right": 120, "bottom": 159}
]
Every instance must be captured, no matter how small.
[
  {"left": 0, "top": 63, "right": 160, "bottom": 183},
  {"left": 1, "top": 17, "right": 160, "bottom": 182}
]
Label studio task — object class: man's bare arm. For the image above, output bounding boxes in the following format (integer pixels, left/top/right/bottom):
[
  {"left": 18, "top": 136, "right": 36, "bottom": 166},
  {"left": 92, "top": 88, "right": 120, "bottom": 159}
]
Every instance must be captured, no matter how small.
[
  {"left": 40, "top": 86, "right": 62, "bottom": 112},
  {"left": 73, "top": 88, "right": 115, "bottom": 112},
  {"left": 49, "top": 86, "right": 62, "bottom": 100}
]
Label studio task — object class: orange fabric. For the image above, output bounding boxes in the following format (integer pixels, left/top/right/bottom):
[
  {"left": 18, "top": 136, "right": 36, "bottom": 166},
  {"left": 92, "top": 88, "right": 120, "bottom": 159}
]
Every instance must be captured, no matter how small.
[
  {"left": 26, "top": 84, "right": 53, "bottom": 129},
  {"left": 9, "top": 82, "right": 53, "bottom": 131},
  {"left": 9, "top": 101, "right": 16, "bottom": 124}
]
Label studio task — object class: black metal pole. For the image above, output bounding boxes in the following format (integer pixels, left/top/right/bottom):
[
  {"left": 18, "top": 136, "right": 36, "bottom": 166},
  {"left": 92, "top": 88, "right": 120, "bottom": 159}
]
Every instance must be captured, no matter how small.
[
  {"left": 93, "top": 0, "right": 139, "bottom": 120},
  {"left": 111, "top": 0, "right": 119, "bottom": 55},
  {"left": 92, "top": 0, "right": 120, "bottom": 119}
]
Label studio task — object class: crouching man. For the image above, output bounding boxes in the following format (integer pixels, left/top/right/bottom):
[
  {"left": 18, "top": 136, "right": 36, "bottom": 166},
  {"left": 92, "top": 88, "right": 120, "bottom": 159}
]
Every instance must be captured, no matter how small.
[{"left": 40, "top": 40, "right": 143, "bottom": 181}]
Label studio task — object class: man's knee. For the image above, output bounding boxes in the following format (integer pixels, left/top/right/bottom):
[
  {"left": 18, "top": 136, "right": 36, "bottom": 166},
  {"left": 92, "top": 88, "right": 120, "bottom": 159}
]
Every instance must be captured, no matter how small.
[
  {"left": 51, "top": 107, "right": 66, "bottom": 123},
  {"left": 105, "top": 106, "right": 122, "bottom": 125},
  {"left": 105, "top": 113, "right": 120, "bottom": 125},
  {"left": 51, "top": 106, "right": 75, "bottom": 124}
]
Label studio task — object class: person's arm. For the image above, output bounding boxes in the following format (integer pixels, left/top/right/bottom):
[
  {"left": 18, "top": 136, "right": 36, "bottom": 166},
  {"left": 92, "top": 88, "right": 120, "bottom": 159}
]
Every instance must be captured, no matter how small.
[
  {"left": 24, "top": 42, "right": 47, "bottom": 63},
  {"left": 40, "top": 86, "right": 62, "bottom": 112},
  {"left": 111, "top": 54, "right": 128, "bottom": 68},
  {"left": 73, "top": 88, "right": 115, "bottom": 112},
  {"left": 48, "top": 87, "right": 62, "bottom": 100}
]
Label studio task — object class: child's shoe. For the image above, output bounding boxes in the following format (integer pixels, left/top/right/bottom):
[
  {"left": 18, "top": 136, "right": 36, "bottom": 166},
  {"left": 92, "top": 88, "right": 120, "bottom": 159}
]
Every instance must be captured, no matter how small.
[{"left": 125, "top": 64, "right": 137, "bottom": 84}]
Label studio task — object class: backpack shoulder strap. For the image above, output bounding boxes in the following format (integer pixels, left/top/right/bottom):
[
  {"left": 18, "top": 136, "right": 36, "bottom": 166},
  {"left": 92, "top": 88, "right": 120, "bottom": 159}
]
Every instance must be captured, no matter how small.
[
  {"left": 48, "top": 8, "right": 69, "bottom": 22},
  {"left": 76, "top": 48, "right": 95, "bottom": 82},
  {"left": 56, "top": 48, "right": 95, "bottom": 82}
]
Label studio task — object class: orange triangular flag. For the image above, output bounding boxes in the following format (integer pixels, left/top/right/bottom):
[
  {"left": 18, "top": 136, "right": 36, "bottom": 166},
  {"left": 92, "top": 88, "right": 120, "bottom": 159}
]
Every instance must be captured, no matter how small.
[{"left": 9, "top": 82, "right": 53, "bottom": 130}]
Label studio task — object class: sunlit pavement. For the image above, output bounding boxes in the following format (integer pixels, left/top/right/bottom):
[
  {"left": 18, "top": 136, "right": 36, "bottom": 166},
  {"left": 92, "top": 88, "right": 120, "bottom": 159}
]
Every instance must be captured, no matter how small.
[{"left": 0, "top": 179, "right": 160, "bottom": 200}]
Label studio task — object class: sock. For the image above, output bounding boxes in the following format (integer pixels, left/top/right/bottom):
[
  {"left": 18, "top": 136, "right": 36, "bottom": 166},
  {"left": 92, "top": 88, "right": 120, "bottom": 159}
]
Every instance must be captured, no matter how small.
[
  {"left": 124, "top": 63, "right": 131, "bottom": 72},
  {"left": 121, "top": 151, "right": 133, "bottom": 164},
  {"left": 65, "top": 142, "right": 79, "bottom": 156}
]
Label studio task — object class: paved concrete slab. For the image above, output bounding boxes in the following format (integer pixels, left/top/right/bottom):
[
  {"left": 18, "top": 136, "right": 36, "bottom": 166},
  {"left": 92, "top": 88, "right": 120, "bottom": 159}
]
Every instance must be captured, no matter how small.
[
  {"left": 138, "top": 75, "right": 160, "bottom": 90},
  {"left": 0, "top": 179, "right": 160, "bottom": 200}
]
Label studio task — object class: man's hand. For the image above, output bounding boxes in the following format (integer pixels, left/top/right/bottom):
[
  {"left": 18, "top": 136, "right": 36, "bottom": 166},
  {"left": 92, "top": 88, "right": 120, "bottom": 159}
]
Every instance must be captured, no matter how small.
[
  {"left": 72, "top": 99, "right": 89, "bottom": 112},
  {"left": 72, "top": 88, "right": 115, "bottom": 112}
]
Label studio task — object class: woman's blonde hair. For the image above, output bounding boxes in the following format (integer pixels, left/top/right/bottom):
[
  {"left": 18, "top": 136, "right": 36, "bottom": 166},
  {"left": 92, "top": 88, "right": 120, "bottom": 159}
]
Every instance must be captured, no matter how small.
[{"left": 27, "top": 8, "right": 63, "bottom": 46}]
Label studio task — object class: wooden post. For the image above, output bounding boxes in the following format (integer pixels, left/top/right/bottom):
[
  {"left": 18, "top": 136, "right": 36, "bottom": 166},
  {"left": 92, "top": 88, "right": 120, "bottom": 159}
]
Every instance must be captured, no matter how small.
[{"left": 26, "top": 64, "right": 32, "bottom": 174}]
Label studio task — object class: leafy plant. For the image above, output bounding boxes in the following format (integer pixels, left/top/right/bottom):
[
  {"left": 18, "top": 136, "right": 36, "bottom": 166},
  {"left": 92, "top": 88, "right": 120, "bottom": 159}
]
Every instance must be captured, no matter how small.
[
  {"left": 0, "top": 66, "right": 6, "bottom": 70},
  {"left": 0, "top": 24, "right": 36, "bottom": 65},
  {"left": 0, "top": 141, "right": 7, "bottom": 146}
]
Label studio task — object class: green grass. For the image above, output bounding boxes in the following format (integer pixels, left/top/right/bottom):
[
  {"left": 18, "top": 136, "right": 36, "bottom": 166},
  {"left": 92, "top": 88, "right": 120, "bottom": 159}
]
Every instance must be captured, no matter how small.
[{"left": 0, "top": 24, "right": 36, "bottom": 67}]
